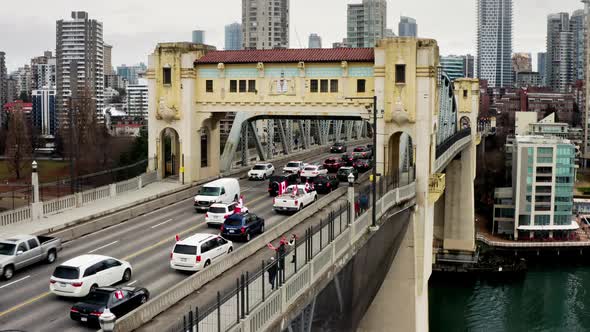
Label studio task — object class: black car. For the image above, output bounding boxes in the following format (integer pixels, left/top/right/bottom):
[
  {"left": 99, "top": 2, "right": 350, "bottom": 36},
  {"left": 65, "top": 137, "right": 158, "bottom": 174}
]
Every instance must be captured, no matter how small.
[
  {"left": 330, "top": 142, "right": 347, "bottom": 153},
  {"left": 354, "top": 159, "right": 372, "bottom": 172},
  {"left": 70, "top": 286, "right": 149, "bottom": 326},
  {"left": 221, "top": 213, "right": 265, "bottom": 242},
  {"left": 312, "top": 175, "right": 340, "bottom": 194},
  {"left": 341, "top": 153, "right": 355, "bottom": 166},
  {"left": 268, "top": 174, "right": 299, "bottom": 196},
  {"left": 337, "top": 167, "right": 359, "bottom": 182}
]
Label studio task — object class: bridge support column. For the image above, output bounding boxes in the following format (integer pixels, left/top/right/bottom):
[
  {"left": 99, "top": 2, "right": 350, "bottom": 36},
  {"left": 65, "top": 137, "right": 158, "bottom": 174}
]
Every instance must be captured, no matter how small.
[
  {"left": 358, "top": 212, "right": 429, "bottom": 332},
  {"left": 443, "top": 146, "right": 475, "bottom": 252}
]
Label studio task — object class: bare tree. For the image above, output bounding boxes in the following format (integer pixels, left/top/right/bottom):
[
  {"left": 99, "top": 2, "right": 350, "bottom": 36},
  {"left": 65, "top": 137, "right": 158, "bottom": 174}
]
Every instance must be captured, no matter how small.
[{"left": 5, "top": 107, "right": 32, "bottom": 179}]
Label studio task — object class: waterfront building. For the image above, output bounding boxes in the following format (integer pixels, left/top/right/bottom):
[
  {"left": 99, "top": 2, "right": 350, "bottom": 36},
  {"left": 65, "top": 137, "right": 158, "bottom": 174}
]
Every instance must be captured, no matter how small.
[
  {"left": 476, "top": 0, "right": 513, "bottom": 88},
  {"left": 494, "top": 135, "right": 577, "bottom": 240},
  {"left": 242, "top": 0, "right": 289, "bottom": 49},
  {"left": 224, "top": 23, "right": 242, "bottom": 51},
  {"left": 398, "top": 16, "right": 417, "bottom": 37},
  {"left": 347, "top": 0, "right": 387, "bottom": 48}
]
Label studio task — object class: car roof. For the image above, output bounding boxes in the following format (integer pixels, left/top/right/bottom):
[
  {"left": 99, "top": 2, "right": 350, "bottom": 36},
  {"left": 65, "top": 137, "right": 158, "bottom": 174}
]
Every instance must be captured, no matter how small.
[
  {"left": 204, "top": 178, "right": 238, "bottom": 187},
  {"left": 61, "top": 255, "right": 113, "bottom": 268},
  {"left": 177, "top": 233, "right": 218, "bottom": 246},
  {"left": 305, "top": 165, "right": 319, "bottom": 168},
  {"left": 254, "top": 163, "right": 271, "bottom": 167}
]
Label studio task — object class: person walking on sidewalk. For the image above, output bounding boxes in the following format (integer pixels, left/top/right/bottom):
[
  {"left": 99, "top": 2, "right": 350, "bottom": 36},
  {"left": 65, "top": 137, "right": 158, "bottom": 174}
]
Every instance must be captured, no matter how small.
[
  {"left": 360, "top": 193, "right": 369, "bottom": 213},
  {"left": 267, "top": 257, "right": 277, "bottom": 290}
]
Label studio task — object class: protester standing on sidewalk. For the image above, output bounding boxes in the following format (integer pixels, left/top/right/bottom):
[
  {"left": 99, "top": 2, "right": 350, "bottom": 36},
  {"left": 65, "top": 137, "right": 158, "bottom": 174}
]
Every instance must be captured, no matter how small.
[
  {"left": 267, "top": 257, "right": 277, "bottom": 290},
  {"left": 360, "top": 193, "right": 369, "bottom": 212}
]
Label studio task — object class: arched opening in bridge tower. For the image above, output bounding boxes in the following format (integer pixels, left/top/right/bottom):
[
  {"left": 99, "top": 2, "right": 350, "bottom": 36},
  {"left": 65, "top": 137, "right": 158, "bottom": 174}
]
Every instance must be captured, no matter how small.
[
  {"left": 387, "top": 131, "right": 415, "bottom": 188},
  {"left": 160, "top": 127, "right": 180, "bottom": 178}
]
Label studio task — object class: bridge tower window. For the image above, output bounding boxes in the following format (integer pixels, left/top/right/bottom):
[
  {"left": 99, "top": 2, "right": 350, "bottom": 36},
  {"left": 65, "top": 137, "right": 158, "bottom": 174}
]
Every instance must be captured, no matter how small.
[
  {"left": 163, "top": 67, "right": 172, "bottom": 85},
  {"left": 357, "top": 79, "right": 366, "bottom": 93},
  {"left": 206, "top": 80, "right": 214, "bottom": 93},
  {"left": 395, "top": 64, "right": 406, "bottom": 84}
]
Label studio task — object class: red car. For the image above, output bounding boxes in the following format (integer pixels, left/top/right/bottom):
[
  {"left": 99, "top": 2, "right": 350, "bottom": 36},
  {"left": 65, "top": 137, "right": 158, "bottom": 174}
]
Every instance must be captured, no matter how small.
[{"left": 323, "top": 157, "right": 342, "bottom": 172}]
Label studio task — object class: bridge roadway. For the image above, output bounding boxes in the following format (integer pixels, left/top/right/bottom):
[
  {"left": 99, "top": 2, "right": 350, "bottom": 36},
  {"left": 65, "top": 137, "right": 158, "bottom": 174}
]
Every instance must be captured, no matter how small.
[{"left": 0, "top": 146, "right": 366, "bottom": 332}]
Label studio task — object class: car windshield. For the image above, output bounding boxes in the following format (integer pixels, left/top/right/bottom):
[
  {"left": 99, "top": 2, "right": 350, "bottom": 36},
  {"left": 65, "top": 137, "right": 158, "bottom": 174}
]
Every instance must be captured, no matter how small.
[
  {"left": 53, "top": 266, "right": 80, "bottom": 279},
  {"left": 304, "top": 167, "right": 316, "bottom": 171},
  {"left": 0, "top": 242, "right": 16, "bottom": 255},
  {"left": 338, "top": 169, "right": 350, "bottom": 174},
  {"left": 208, "top": 206, "right": 227, "bottom": 214},
  {"left": 286, "top": 162, "right": 300, "bottom": 167},
  {"left": 200, "top": 187, "right": 221, "bottom": 196},
  {"left": 253, "top": 165, "right": 266, "bottom": 170},
  {"left": 174, "top": 244, "right": 197, "bottom": 255},
  {"left": 84, "top": 291, "right": 111, "bottom": 305},
  {"left": 324, "top": 159, "right": 335, "bottom": 164},
  {"left": 225, "top": 216, "right": 244, "bottom": 226}
]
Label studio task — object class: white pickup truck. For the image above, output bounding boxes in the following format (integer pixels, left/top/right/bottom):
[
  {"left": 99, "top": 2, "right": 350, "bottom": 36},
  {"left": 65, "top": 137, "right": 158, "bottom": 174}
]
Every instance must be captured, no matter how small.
[
  {"left": 273, "top": 185, "right": 317, "bottom": 213},
  {"left": 0, "top": 234, "right": 62, "bottom": 280}
]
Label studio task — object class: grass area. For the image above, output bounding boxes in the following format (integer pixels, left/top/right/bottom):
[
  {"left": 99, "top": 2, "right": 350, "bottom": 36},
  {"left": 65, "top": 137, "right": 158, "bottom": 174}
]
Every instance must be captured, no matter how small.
[{"left": 0, "top": 160, "right": 70, "bottom": 183}]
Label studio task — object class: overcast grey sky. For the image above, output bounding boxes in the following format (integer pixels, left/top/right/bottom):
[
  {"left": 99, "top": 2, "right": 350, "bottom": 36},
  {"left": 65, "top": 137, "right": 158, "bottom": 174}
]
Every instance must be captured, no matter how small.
[{"left": 0, "top": 0, "right": 584, "bottom": 71}]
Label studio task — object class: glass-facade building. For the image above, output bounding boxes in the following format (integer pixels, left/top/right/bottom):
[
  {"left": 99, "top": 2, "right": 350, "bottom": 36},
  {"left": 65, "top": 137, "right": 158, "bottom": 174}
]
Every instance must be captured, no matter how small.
[
  {"left": 495, "top": 136, "right": 577, "bottom": 240},
  {"left": 224, "top": 23, "right": 242, "bottom": 50}
]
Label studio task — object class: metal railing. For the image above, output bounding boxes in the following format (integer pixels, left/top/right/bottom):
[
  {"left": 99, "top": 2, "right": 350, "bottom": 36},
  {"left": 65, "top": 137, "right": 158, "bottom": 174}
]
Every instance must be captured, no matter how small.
[
  {"left": 165, "top": 181, "right": 417, "bottom": 332},
  {"left": 435, "top": 128, "right": 471, "bottom": 159},
  {"left": 476, "top": 234, "right": 590, "bottom": 248}
]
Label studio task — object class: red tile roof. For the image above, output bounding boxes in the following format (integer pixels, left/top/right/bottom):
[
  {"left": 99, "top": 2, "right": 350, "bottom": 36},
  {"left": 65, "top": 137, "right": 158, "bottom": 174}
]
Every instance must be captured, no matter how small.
[{"left": 195, "top": 48, "right": 374, "bottom": 64}]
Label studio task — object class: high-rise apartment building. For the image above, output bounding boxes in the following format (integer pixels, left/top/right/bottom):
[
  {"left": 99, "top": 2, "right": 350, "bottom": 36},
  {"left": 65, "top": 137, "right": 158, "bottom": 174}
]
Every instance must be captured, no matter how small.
[
  {"left": 546, "top": 13, "right": 574, "bottom": 93},
  {"left": 465, "top": 54, "right": 475, "bottom": 78},
  {"left": 537, "top": 52, "right": 547, "bottom": 86},
  {"left": 126, "top": 78, "right": 148, "bottom": 118},
  {"left": 192, "top": 30, "right": 205, "bottom": 44},
  {"left": 225, "top": 23, "right": 243, "bottom": 50},
  {"left": 570, "top": 9, "right": 586, "bottom": 82},
  {"left": 31, "top": 51, "right": 56, "bottom": 91},
  {"left": 476, "top": 0, "right": 513, "bottom": 88},
  {"left": 104, "top": 44, "right": 114, "bottom": 75},
  {"left": 32, "top": 86, "right": 57, "bottom": 137},
  {"left": 0, "top": 52, "right": 7, "bottom": 109},
  {"left": 56, "top": 11, "right": 104, "bottom": 125},
  {"left": 242, "top": 0, "right": 289, "bottom": 49},
  {"left": 117, "top": 63, "right": 146, "bottom": 85},
  {"left": 347, "top": 0, "right": 386, "bottom": 48},
  {"left": 308, "top": 33, "right": 322, "bottom": 48},
  {"left": 398, "top": 16, "right": 417, "bottom": 37},
  {"left": 15, "top": 65, "right": 32, "bottom": 99}
]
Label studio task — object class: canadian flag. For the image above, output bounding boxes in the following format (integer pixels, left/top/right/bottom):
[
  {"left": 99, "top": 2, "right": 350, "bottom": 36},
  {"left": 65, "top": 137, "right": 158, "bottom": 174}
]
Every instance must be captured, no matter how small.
[
  {"left": 278, "top": 181, "right": 287, "bottom": 195},
  {"left": 115, "top": 290, "right": 124, "bottom": 300}
]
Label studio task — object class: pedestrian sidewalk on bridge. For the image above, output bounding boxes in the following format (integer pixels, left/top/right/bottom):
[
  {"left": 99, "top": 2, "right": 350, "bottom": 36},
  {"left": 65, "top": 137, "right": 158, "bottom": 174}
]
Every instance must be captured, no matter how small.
[{"left": 0, "top": 180, "right": 184, "bottom": 238}]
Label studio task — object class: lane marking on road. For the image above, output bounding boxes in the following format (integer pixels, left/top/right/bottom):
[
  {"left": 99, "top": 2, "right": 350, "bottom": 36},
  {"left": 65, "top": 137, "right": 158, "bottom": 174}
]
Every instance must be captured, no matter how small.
[
  {"left": 0, "top": 291, "right": 50, "bottom": 317},
  {"left": 123, "top": 224, "right": 202, "bottom": 261},
  {"left": 0, "top": 276, "right": 30, "bottom": 290},
  {"left": 88, "top": 241, "right": 119, "bottom": 254},
  {"left": 151, "top": 219, "right": 173, "bottom": 229},
  {"left": 127, "top": 280, "right": 138, "bottom": 286}
]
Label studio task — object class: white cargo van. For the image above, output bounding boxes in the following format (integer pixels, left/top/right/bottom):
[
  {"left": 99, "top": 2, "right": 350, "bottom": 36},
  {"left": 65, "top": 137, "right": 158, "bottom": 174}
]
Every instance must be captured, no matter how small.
[{"left": 194, "top": 178, "right": 240, "bottom": 212}]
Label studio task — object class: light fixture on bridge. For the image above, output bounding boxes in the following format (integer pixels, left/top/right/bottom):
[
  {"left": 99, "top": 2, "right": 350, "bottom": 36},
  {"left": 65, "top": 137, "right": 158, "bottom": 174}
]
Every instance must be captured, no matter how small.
[
  {"left": 348, "top": 172, "right": 355, "bottom": 187},
  {"left": 99, "top": 308, "right": 116, "bottom": 332}
]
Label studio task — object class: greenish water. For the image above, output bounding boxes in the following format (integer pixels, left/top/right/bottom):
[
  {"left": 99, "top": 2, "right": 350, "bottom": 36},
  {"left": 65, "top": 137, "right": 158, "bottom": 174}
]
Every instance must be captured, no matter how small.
[{"left": 429, "top": 265, "right": 590, "bottom": 332}]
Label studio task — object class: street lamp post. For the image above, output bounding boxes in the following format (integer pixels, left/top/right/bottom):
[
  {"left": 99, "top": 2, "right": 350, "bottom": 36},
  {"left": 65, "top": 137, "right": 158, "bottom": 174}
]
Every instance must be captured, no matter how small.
[{"left": 345, "top": 95, "right": 379, "bottom": 230}]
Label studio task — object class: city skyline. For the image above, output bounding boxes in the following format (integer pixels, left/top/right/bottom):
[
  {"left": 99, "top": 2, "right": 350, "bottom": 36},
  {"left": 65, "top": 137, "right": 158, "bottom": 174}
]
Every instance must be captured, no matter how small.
[{"left": 0, "top": 0, "right": 584, "bottom": 70}]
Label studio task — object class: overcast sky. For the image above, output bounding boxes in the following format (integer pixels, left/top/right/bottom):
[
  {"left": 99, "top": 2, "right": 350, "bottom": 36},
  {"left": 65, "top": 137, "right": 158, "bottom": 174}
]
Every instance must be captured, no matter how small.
[{"left": 0, "top": 0, "right": 585, "bottom": 71}]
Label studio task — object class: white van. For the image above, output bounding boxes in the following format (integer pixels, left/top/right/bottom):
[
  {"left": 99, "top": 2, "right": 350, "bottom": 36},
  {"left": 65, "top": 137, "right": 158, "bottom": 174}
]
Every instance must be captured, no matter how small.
[
  {"left": 49, "top": 254, "right": 132, "bottom": 298},
  {"left": 170, "top": 234, "right": 233, "bottom": 271},
  {"left": 194, "top": 178, "right": 240, "bottom": 212}
]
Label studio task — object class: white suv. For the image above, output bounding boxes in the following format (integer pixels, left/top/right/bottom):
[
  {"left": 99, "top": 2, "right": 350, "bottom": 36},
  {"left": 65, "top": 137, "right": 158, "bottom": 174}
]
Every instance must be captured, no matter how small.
[
  {"left": 170, "top": 234, "right": 233, "bottom": 272},
  {"left": 49, "top": 255, "right": 132, "bottom": 298},
  {"left": 205, "top": 203, "right": 248, "bottom": 227},
  {"left": 300, "top": 165, "right": 328, "bottom": 179},
  {"left": 248, "top": 163, "right": 275, "bottom": 180}
]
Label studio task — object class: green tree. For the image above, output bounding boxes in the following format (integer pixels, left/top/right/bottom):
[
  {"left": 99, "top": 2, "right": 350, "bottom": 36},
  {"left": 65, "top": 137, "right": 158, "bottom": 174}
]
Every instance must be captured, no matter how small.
[{"left": 4, "top": 108, "right": 32, "bottom": 179}]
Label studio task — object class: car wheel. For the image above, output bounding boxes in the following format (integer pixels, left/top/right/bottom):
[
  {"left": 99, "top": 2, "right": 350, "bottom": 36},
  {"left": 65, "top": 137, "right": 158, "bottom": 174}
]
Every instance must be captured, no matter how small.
[
  {"left": 90, "top": 284, "right": 98, "bottom": 293},
  {"left": 140, "top": 295, "right": 148, "bottom": 304},
  {"left": 122, "top": 268, "right": 132, "bottom": 282},
  {"left": 245, "top": 233, "right": 251, "bottom": 242},
  {"left": 260, "top": 223, "right": 265, "bottom": 234},
  {"left": 234, "top": 195, "right": 239, "bottom": 202},
  {"left": 228, "top": 246, "right": 233, "bottom": 254},
  {"left": 46, "top": 250, "right": 57, "bottom": 264},
  {"left": 299, "top": 204, "right": 303, "bottom": 211},
  {"left": 204, "top": 260, "right": 211, "bottom": 268},
  {"left": 2, "top": 265, "right": 14, "bottom": 280}
]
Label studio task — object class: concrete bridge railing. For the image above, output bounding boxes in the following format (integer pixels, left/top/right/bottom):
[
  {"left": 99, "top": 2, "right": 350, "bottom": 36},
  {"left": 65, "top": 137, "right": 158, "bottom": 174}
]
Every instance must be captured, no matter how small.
[
  {"left": 160, "top": 182, "right": 417, "bottom": 332},
  {"left": 434, "top": 128, "right": 472, "bottom": 173}
]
